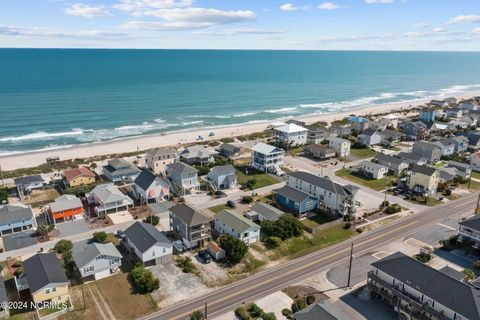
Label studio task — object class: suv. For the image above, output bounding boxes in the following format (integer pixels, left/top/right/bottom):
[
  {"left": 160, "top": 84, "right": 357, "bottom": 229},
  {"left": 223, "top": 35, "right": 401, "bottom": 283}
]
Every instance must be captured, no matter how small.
[{"left": 199, "top": 250, "right": 213, "bottom": 264}]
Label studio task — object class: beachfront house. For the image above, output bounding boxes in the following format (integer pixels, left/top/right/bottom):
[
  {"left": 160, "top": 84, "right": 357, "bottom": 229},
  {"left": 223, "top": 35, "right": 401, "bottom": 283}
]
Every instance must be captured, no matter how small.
[
  {"left": 165, "top": 162, "right": 199, "bottom": 195},
  {"left": 214, "top": 209, "right": 260, "bottom": 244},
  {"left": 13, "top": 175, "right": 44, "bottom": 196},
  {"left": 218, "top": 143, "right": 241, "bottom": 159},
  {"left": 169, "top": 203, "right": 212, "bottom": 249},
  {"left": 124, "top": 221, "right": 172, "bottom": 266},
  {"left": 0, "top": 204, "right": 36, "bottom": 236},
  {"left": 379, "top": 114, "right": 399, "bottom": 129},
  {"left": 72, "top": 240, "right": 122, "bottom": 281},
  {"left": 328, "top": 137, "right": 351, "bottom": 158},
  {"left": 180, "top": 145, "right": 215, "bottom": 165},
  {"left": 407, "top": 164, "right": 439, "bottom": 196},
  {"left": 374, "top": 153, "right": 409, "bottom": 175},
  {"left": 403, "top": 121, "right": 428, "bottom": 140},
  {"left": 145, "top": 147, "right": 179, "bottom": 175},
  {"left": 102, "top": 158, "right": 141, "bottom": 183},
  {"left": 133, "top": 170, "right": 170, "bottom": 204},
  {"left": 63, "top": 167, "right": 96, "bottom": 187},
  {"left": 419, "top": 107, "right": 436, "bottom": 123},
  {"left": 460, "top": 100, "right": 479, "bottom": 111},
  {"left": 86, "top": 183, "right": 133, "bottom": 216},
  {"left": 246, "top": 202, "right": 284, "bottom": 222},
  {"left": 358, "top": 128, "right": 382, "bottom": 147},
  {"left": 273, "top": 123, "right": 308, "bottom": 147},
  {"left": 207, "top": 164, "right": 237, "bottom": 190},
  {"left": 468, "top": 131, "right": 480, "bottom": 151},
  {"left": 251, "top": 142, "right": 285, "bottom": 175},
  {"left": 304, "top": 144, "right": 336, "bottom": 160},
  {"left": 305, "top": 126, "right": 326, "bottom": 145},
  {"left": 358, "top": 160, "right": 389, "bottom": 180},
  {"left": 48, "top": 194, "right": 84, "bottom": 224},
  {"left": 367, "top": 251, "right": 480, "bottom": 320},
  {"left": 349, "top": 116, "right": 369, "bottom": 133},
  {"left": 412, "top": 141, "right": 442, "bottom": 164}
]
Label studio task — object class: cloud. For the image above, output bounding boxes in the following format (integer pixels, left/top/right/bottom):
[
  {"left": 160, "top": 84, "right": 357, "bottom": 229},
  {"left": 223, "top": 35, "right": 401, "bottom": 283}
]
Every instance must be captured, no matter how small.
[
  {"left": 446, "top": 15, "right": 480, "bottom": 25},
  {"left": 474, "top": 28, "right": 480, "bottom": 34},
  {"left": 433, "top": 27, "right": 446, "bottom": 33},
  {"left": 194, "top": 28, "right": 288, "bottom": 36},
  {"left": 365, "top": 0, "right": 394, "bottom": 4},
  {"left": 64, "top": 3, "right": 112, "bottom": 18},
  {"left": 280, "top": 3, "right": 308, "bottom": 11},
  {"left": 412, "top": 22, "right": 429, "bottom": 28},
  {"left": 0, "top": 25, "right": 127, "bottom": 39},
  {"left": 318, "top": 2, "right": 340, "bottom": 10},
  {"left": 113, "top": 0, "right": 193, "bottom": 12}
]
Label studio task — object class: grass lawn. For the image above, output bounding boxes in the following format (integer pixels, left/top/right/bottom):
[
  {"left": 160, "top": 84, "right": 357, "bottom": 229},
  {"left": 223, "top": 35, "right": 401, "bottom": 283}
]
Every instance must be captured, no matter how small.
[
  {"left": 301, "top": 214, "right": 336, "bottom": 229},
  {"left": 235, "top": 166, "right": 279, "bottom": 190},
  {"left": 350, "top": 148, "right": 378, "bottom": 159},
  {"left": 59, "top": 285, "right": 102, "bottom": 320},
  {"left": 335, "top": 169, "right": 396, "bottom": 191},
  {"left": 95, "top": 273, "right": 156, "bottom": 319},
  {"left": 460, "top": 179, "right": 480, "bottom": 191},
  {"left": 38, "top": 300, "right": 71, "bottom": 317},
  {"left": 472, "top": 171, "right": 480, "bottom": 180},
  {"left": 405, "top": 197, "right": 443, "bottom": 207},
  {"left": 24, "top": 188, "right": 60, "bottom": 205},
  {"left": 209, "top": 204, "right": 231, "bottom": 213}
]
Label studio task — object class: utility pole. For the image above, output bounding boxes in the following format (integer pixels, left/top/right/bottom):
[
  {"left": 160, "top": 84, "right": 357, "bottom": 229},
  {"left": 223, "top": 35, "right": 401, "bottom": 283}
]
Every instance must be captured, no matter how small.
[
  {"left": 475, "top": 193, "right": 480, "bottom": 215},
  {"left": 205, "top": 301, "right": 208, "bottom": 320},
  {"left": 347, "top": 243, "right": 354, "bottom": 288},
  {"left": 383, "top": 179, "right": 388, "bottom": 207},
  {"left": 0, "top": 165, "right": 4, "bottom": 187},
  {"left": 469, "top": 157, "right": 473, "bottom": 189}
]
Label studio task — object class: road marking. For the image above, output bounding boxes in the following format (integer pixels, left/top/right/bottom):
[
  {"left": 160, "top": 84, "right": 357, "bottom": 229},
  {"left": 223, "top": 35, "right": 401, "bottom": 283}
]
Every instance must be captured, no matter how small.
[{"left": 437, "top": 222, "right": 457, "bottom": 231}]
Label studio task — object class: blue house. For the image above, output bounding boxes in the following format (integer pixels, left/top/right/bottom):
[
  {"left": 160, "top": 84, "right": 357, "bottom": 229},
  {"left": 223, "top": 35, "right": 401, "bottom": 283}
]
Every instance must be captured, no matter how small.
[
  {"left": 0, "top": 204, "right": 37, "bottom": 236},
  {"left": 419, "top": 107, "right": 436, "bottom": 123},
  {"left": 273, "top": 185, "right": 317, "bottom": 214},
  {"left": 349, "top": 116, "right": 369, "bottom": 133}
]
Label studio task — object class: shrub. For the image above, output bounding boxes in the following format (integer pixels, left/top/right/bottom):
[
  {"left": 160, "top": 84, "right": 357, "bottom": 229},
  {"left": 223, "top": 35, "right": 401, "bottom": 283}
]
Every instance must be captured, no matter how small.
[
  {"left": 196, "top": 166, "right": 210, "bottom": 176},
  {"left": 241, "top": 196, "right": 254, "bottom": 204},
  {"left": 343, "top": 222, "right": 351, "bottom": 229},
  {"left": 220, "top": 137, "right": 235, "bottom": 143},
  {"left": 261, "top": 215, "right": 303, "bottom": 241},
  {"left": 176, "top": 257, "right": 197, "bottom": 273},
  {"left": 235, "top": 306, "right": 250, "bottom": 320},
  {"left": 385, "top": 203, "right": 402, "bottom": 214},
  {"left": 414, "top": 253, "right": 432, "bottom": 263},
  {"left": 445, "top": 189, "right": 452, "bottom": 196},
  {"left": 281, "top": 309, "right": 292, "bottom": 318},
  {"left": 291, "top": 297, "right": 307, "bottom": 313},
  {"left": 306, "top": 294, "right": 316, "bottom": 305},
  {"left": 264, "top": 236, "right": 282, "bottom": 249},
  {"left": 245, "top": 179, "right": 257, "bottom": 190},
  {"left": 448, "top": 235, "right": 458, "bottom": 246},
  {"left": 54, "top": 239, "right": 73, "bottom": 254},
  {"left": 190, "top": 310, "right": 205, "bottom": 320},
  {"left": 248, "top": 304, "right": 263, "bottom": 317},
  {"left": 11, "top": 260, "right": 22, "bottom": 268},
  {"left": 36, "top": 224, "right": 55, "bottom": 236},
  {"left": 464, "top": 268, "right": 476, "bottom": 281},
  {"left": 129, "top": 265, "right": 160, "bottom": 293},
  {"left": 219, "top": 235, "right": 249, "bottom": 264},
  {"left": 93, "top": 231, "right": 108, "bottom": 243},
  {"left": 14, "top": 267, "right": 23, "bottom": 276},
  {"left": 143, "top": 215, "right": 160, "bottom": 226},
  {"left": 381, "top": 200, "right": 390, "bottom": 208},
  {"left": 262, "top": 312, "right": 277, "bottom": 320}
]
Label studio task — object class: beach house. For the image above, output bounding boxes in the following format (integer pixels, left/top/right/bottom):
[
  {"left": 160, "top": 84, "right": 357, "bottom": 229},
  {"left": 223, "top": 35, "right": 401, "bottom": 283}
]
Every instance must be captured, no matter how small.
[
  {"left": 246, "top": 202, "right": 284, "bottom": 222},
  {"left": 207, "top": 164, "right": 237, "bottom": 190},
  {"left": 63, "top": 167, "right": 96, "bottom": 187},
  {"left": 145, "top": 147, "right": 179, "bottom": 175},
  {"left": 133, "top": 170, "right": 170, "bottom": 203},
  {"left": 214, "top": 210, "right": 260, "bottom": 244},
  {"left": 407, "top": 164, "right": 439, "bottom": 196},
  {"left": 379, "top": 114, "right": 399, "bottom": 129},
  {"left": 251, "top": 142, "right": 285, "bottom": 175},
  {"left": 72, "top": 240, "right": 122, "bottom": 281},
  {"left": 180, "top": 145, "right": 215, "bottom": 165},
  {"left": 403, "top": 121, "right": 428, "bottom": 140},
  {"left": 458, "top": 214, "right": 480, "bottom": 249},
  {"left": 419, "top": 107, "right": 436, "bottom": 123},
  {"left": 358, "top": 160, "right": 389, "bottom": 179},
  {"left": 349, "top": 116, "right": 369, "bottom": 133},
  {"left": 165, "top": 162, "right": 199, "bottom": 195},
  {"left": 0, "top": 204, "right": 36, "bottom": 236},
  {"left": 273, "top": 123, "right": 308, "bottom": 147},
  {"left": 358, "top": 128, "right": 382, "bottom": 147},
  {"left": 48, "top": 194, "right": 84, "bottom": 224},
  {"left": 380, "top": 129, "right": 404, "bottom": 147},
  {"left": 218, "top": 143, "right": 241, "bottom": 159},
  {"left": 328, "top": 137, "right": 351, "bottom": 158},
  {"left": 305, "top": 126, "right": 326, "bottom": 144},
  {"left": 13, "top": 175, "right": 44, "bottom": 195},
  {"left": 412, "top": 141, "right": 442, "bottom": 164},
  {"left": 468, "top": 131, "right": 480, "bottom": 151},
  {"left": 445, "top": 107, "right": 464, "bottom": 118},
  {"left": 102, "top": 158, "right": 141, "bottom": 183},
  {"left": 170, "top": 203, "right": 212, "bottom": 249},
  {"left": 433, "top": 138, "right": 456, "bottom": 156},
  {"left": 304, "top": 144, "right": 336, "bottom": 160},
  {"left": 86, "top": 183, "right": 133, "bottom": 216},
  {"left": 374, "top": 153, "right": 409, "bottom": 175}
]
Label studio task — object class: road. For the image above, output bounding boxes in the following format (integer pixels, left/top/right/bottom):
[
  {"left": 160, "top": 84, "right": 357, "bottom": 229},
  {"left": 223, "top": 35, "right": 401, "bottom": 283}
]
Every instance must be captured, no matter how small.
[{"left": 140, "top": 192, "right": 478, "bottom": 320}]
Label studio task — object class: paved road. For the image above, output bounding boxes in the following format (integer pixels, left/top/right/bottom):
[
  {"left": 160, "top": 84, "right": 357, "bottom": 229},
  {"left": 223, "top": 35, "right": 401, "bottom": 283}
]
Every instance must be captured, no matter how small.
[{"left": 140, "top": 193, "right": 478, "bottom": 320}]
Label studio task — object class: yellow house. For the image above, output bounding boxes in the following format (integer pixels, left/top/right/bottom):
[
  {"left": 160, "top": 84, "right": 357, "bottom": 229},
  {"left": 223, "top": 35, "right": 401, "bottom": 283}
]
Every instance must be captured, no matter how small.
[
  {"left": 408, "top": 164, "right": 439, "bottom": 196},
  {"left": 63, "top": 167, "right": 96, "bottom": 187},
  {"left": 19, "top": 253, "right": 70, "bottom": 305}
]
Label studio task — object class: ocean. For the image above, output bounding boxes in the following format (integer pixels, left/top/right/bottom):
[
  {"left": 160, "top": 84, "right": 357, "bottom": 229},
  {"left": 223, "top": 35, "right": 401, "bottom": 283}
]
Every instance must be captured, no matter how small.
[{"left": 1, "top": 49, "right": 480, "bottom": 155}]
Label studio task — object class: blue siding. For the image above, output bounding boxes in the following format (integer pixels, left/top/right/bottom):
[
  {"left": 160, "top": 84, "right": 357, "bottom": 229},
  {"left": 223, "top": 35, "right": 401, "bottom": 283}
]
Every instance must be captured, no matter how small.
[{"left": 275, "top": 194, "right": 317, "bottom": 214}]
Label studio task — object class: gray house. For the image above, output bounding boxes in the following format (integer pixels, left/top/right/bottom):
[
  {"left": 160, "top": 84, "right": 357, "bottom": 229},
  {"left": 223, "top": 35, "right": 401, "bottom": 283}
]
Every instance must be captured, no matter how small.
[
  {"left": 304, "top": 144, "right": 336, "bottom": 160},
  {"left": 305, "top": 126, "right": 325, "bottom": 144},
  {"left": 180, "top": 145, "right": 215, "bottom": 165},
  {"left": 14, "top": 175, "right": 44, "bottom": 195},
  {"left": 358, "top": 128, "right": 382, "bottom": 147},
  {"left": 380, "top": 129, "right": 404, "bottom": 147},
  {"left": 170, "top": 203, "right": 212, "bottom": 249},
  {"left": 218, "top": 144, "right": 241, "bottom": 159},
  {"left": 247, "top": 202, "right": 284, "bottom": 222},
  {"left": 458, "top": 214, "right": 480, "bottom": 249},
  {"left": 412, "top": 141, "right": 442, "bottom": 163},
  {"left": 433, "top": 139, "right": 456, "bottom": 156},
  {"left": 374, "top": 153, "right": 409, "bottom": 175},
  {"left": 165, "top": 162, "right": 199, "bottom": 195},
  {"left": 207, "top": 165, "right": 237, "bottom": 190},
  {"left": 0, "top": 204, "right": 37, "bottom": 236},
  {"left": 72, "top": 240, "right": 122, "bottom": 281},
  {"left": 102, "top": 158, "right": 141, "bottom": 183},
  {"left": 403, "top": 121, "right": 428, "bottom": 140}
]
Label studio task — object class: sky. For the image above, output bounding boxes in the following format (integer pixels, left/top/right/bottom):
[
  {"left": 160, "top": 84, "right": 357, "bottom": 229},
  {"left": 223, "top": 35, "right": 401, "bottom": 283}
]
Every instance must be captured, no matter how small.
[{"left": 0, "top": 0, "right": 479, "bottom": 50}]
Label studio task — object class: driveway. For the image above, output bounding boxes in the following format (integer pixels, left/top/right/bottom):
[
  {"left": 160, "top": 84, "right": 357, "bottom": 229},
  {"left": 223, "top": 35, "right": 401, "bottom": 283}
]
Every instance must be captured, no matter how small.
[
  {"left": 107, "top": 211, "right": 134, "bottom": 224},
  {"left": 326, "top": 253, "right": 378, "bottom": 288},
  {"left": 3, "top": 230, "right": 38, "bottom": 251},
  {"left": 57, "top": 220, "right": 91, "bottom": 237}
]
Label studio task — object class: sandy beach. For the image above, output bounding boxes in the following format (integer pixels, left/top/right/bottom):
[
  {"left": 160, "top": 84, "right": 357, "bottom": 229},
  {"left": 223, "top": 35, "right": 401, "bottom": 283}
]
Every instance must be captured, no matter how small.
[{"left": 1, "top": 91, "right": 480, "bottom": 171}]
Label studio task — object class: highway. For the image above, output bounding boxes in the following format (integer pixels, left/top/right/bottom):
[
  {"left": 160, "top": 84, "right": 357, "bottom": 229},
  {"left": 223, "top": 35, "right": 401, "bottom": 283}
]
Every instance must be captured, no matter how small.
[{"left": 140, "top": 192, "right": 479, "bottom": 320}]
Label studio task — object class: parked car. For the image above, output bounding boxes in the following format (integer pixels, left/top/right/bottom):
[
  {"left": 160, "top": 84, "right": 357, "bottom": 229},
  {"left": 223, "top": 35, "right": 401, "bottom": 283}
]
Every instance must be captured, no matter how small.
[
  {"left": 117, "top": 229, "right": 126, "bottom": 239},
  {"left": 199, "top": 250, "right": 213, "bottom": 264},
  {"left": 227, "top": 200, "right": 236, "bottom": 208},
  {"left": 173, "top": 240, "right": 186, "bottom": 253}
]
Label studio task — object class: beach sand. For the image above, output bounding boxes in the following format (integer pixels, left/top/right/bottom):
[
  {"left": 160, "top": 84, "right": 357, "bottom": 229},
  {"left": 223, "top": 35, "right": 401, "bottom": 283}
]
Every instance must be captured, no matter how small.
[{"left": 1, "top": 91, "right": 479, "bottom": 171}]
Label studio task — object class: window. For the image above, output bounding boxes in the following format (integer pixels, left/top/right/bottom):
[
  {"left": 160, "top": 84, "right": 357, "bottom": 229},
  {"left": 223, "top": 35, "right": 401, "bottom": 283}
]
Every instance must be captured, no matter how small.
[
  {"left": 152, "top": 251, "right": 155, "bottom": 256},
  {"left": 52, "top": 287, "right": 56, "bottom": 292},
  {"left": 45, "top": 289, "right": 50, "bottom": 294}
]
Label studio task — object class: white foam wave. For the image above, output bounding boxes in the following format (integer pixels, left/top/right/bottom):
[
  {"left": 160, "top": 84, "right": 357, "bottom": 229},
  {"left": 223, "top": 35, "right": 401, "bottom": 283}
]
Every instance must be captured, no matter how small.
[
  {"left": 0, "top": 129, "right": 84, "bottom": 142},
  {"left": 264, "top": 107, "right": 298, "bottom": 114},
  {"left": 232, "top": 112, "right": 258, "bottom": 117},
  {"left": 181, "top": 120, "right": 204, "bottom": 125}
]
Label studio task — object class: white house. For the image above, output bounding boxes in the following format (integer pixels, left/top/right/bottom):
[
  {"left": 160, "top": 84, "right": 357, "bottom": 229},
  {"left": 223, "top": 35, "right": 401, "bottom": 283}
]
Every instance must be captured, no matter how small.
[
  {"left": 207, "top": 165, "right": 237, "bottom": 190},
  {"left": 214, "top": 210, "right": 260, "bottom": 244},
  {"left": 86, "top": 183, "right": 133, "bottom": 216},
  {"left": 273, "top": 123, "right": 308, "bottom": 147},
  {"left": 72, "top": 240, "right": 122, "bottom": 281},
  {"left": 380, "top": 114, "right": 399, "bottom": 129},
  {"left": 124, "top": 221, "right": 173, "bottom": 266},
  {"left": 145, "top": 147, "right": 179, "bottom": 175},
  {"left": 328, "top": 136, "right": 351, "bottom": 158},
  {"left": 358, "top": 128, "right": 382, "bottom": 147},
  {"left": 359, "top": 160, "right": 389, "bottom": 179},
  {"left": 133, "top": 170, "right": 170, "bottom": 204},
  {"left": 251, "top": 142, "right": 285, "bottom": 175},
  {"left": 165, "top": 162, "right": 199, "bottom": 195},
  {"left": 471, "top": 152, "right": 480, "bottom": 172}
]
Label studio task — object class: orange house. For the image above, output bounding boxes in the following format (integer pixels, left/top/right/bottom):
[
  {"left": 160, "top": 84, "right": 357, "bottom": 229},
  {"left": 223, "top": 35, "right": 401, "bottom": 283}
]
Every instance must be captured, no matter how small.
[{"left": 49, "top": 195, "right": 85, "bottom": 223}]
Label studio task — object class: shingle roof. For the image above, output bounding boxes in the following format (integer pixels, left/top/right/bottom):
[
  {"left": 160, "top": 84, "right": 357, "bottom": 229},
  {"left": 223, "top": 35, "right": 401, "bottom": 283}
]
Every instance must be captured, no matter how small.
[
  {"left": 89, "top": 184, "right": 132, "bottom": 204},
  {"left": 250, "top": 202, "right": 283, "bottom": 221},
  {"left": 372, "top": 252, "right": 480, "bottom": 320},
  {"left": 251, "top": 142, "right": 284, "bottom": 155},
  {"left": 375, "top": 153, "right": 406, "bottom": 167},
  {"left": 166, "top": 162, "right": 198, "bottom": 175},
  {"left": 275, "top": 123, "right": 308, "bottom": 134},
  {"left": 72, "top": 240, "right": 122, "bottom": 269},
  {"left": 63, "top": 167, "right": 95, "bottom": 183},
  {"left": 13, "top": 175, "right": 43, "bottom": 187},
  {"left": 360, "top": 127, "right": 379, "bottom": 136},
  {"left": 459, "top": 214, "right": 480, "bottom": 232},
  {"left": 411, "top": 164, "right": 437, "bottom": 176},
  {"left": 146, "top": 147, "right": 178, "bottom": 158},
  {"left": 180, "top": 145, "right": 214, "bottom": 159},
  {"left": 108, "top": 158, "right": 131, "bottom": 169},
  {"left": 215, "top": 209, "right": 259, "bottom": 233},
  {"left": 219, "top": 143, "right": 240, "bottom": 153},
  {"left": 49, "top": 194, "right": 83, "bottom": 213},
  {"left": 134, "top": 170, "right": 163, "bottom": 190},
  {"left": 170, "top": 203, "right": 212, "bottom": 226},
  {"left": 274, "top": 185, "right": 311, "bottom": 203},
  {"left": 305, "top": 144, "right": 335, "bottom": 154},
  {"left": 210, "top": 164, "right": 235, "bottom": 176},
  {"left": 23, "top": 253, "right": 68, "bottom": 294},
  {"left": 124, "top": 221, "right": 171, "bottom": 253},
  {"left": 0, "top": 204, "right": 34, "bottom": 225},
  {"left": 288, "top": 171, "right": 352, "bottom": 196},
  {"left": 293, "top": 303, "right": 338, "bottom": 320}
]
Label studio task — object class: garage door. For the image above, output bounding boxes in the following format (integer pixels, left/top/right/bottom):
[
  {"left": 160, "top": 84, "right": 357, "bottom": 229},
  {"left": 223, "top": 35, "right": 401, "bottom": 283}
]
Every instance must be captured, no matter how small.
[{"left": 94, "top": 269, "right": 111, "bottom": 280}]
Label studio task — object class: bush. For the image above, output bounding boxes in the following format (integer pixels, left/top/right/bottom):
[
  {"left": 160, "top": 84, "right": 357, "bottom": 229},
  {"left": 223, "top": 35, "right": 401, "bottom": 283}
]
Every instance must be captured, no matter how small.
[
  {"left": 54, "top": 239, "right": 73, "bottom": 254},
  {"left": 381, "top": 200, "right": 390, "bottom": 208},
  {"left": 385, "top": 203, "right": 402, "bottom": 214},
  {"left": 281, "top": 309, "right": 292, "bottom": 318},
  {"left": 219, "top": 235, "right": 249, "bottom": 264},
  {"left": 264, "top": 236, "right": 282, "bottom": 249},
  {"left": 414, "top": 253, "right": 432, "bottom": 263},
  {"left": 143, "top": 215, "right": 160, "bottom": 226},
  {"left": 448, "top": 235, "right": 458, "bottom": 246},
  {"left": 464, "top": 268, "right": 476, "bottom": 281},
  {"left": 245, "top": 179, "right": 257, "bottom": 190},
  {"left": 261, "top": 215, "right": 303, "bottom": 241},
  {"left": 306, "top": 294, "right": 316, "bottom": 305},
  {"left": 129, "top": 265, "right": 160, "bottom": 293},
  {"left": 248, "top": 304, "right": 263, "bottom": 317},
  {"left": 93, "top": 231, "right": 108, "bottom": 243},
  {"left": 343, "top": 222, "right": 351, "bottom": 229},
  {"left": 36, "top": 224, "right": 55, "bottom": 236},
  {"left": 220, "top": 137, "right": 235, "bottom": 143},
  {"left": 262, "top": 312, "right": 277, "bottom": 320},
  {"left": 445, "top": 189, "right": 452, "bottom": 196},
  {"left": 196, "top": 166, "right": 210, "bottom": 176},
  {"left": 11, "top": 260, "right": 22, "bottom": 268},
  {"left": 291, "top": 297, "right": 307, "bottom": 313},
  {"left": 241, "top": 196, "right": 254, "bottom": 204},
  {"left": 235, "top": 306, "right": 250, "bottom": 320},
  {"left": 14, "top": 267, "right": 23, "bottom": 276},
  {"left": 190, "top": 310, "right": 205, "bottom": 320},
  {"left": 176, "top": 257, "right": 197, "bottom": 273}
]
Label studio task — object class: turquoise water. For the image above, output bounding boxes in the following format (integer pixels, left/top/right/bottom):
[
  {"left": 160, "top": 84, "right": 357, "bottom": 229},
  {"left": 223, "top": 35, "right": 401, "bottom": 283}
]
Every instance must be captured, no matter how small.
[{"left": 1, "top": 49, "right": 480, "bottom": 155}]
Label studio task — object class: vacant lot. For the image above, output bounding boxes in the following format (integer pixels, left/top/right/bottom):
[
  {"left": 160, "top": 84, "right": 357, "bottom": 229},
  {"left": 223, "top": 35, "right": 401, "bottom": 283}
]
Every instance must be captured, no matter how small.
[
  {"left": 350, "top": 148, "right": 378, "bottom": 159},
  {"left": 59, "top": 285, "right": 102, "bottom": 320},
  {"left": 209, "top": 204, "right": 232, "bottom": 213},
  {"left": 235, "top": 166, "right": 279, "bottom": 190},
  {"left": 301, "top": 214, "right": 337, "bottom": 229},
  {"left": 336, "top": 169, "right": 396, "bottom": 191},
  {"left": 24, "top": 188, "right": 60, "bottom": 205}
]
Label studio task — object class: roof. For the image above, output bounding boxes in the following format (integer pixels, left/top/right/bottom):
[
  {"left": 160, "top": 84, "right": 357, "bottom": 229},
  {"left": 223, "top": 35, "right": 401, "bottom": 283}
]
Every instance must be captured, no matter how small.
[
  {"left": 251, "top": 142, "right": 284, "bottom": 155},
  {"left": 180, "top": 145, "right": 214, "bottom": 159},
  {"left": 275, "top": 123, "right": 308, "bottom": 134},
  {"left": 293, "top": 303, "right": 338, "bottom": 320},
  {"left": 439, "top": 266, "right": 466, "bottom": 282},
  {"left": 166, "top": 162, "right": 198, "bottom": 175},
  {"left": 210, "top": 164, "right": 235, "bottom": 176},
  {"left": 396, "top": 152, "right": 427, "bottom": 163},
  {"left": 49, "top": 194, "right": 83, "bottom": 213},
  {"left": 108, "top": 158, "right": 131, "bottom": 169},
  {"left": 215, "top": 209, "right": 259, "bottom": 233},
  {"left": 134, "top": 170, "right": 163, "bottom": 190},
  {"left": 305, "top": 144, "right": 335, "bottom": 154},
  {"left": 72, "top": 239, "right": 122, "bottom": 269},
  {"left": 13, "top": 175, "right": 43, "bottom": 186},
  {"left": 124, "top": 221, "right": 171, "bottom": 253},
  {"left": 380, "top": 129, "right": 403, "bottom": 139},
  {"left": 413, "top": 141, "right": 441, "bottom": 152},
  {"left": 219, "top": 143, "right": 240, "bottom": 153},
  {"left": 361, "top": 160, "right": 388, "bottom": 171},
  {"left": 288, "top": 171, "right": 353, "bottom": 197},
  {"left": 90, "top": 184, "right": 132, "bottom": 204},
  {"left": 411, "top": 164, "right": 437, "bottom": 176},
  {"left": 63, "top": 167, "right": 95, "bottom": 183},
  {"left": 469, "top": 132, "right": 480, "bottom": 146},
  {"left": 274, "top": 185, "right": 312, "bottom": 203},
  {"left": 250, "top": 202, "right": 283, "bottom": 221},
  {"left": 349, "top": 116, "right": 368, "bottom": 123},
  {"left": 146, "top": 147, "right": 178, "bottom": 158},
  {"left": 206, "top": 241, "right": 224, "bottom": 253},
  {"left": 170, "top": 203, "right": 212, "bottom": 226},
  {"left": 408, "top": 121, "right": 427, "bottom": 129},
  {"left": 23, "top": 253, "right": 68, "bottom": 294},
  {"left": 375, "top": 153, "right": 406, "bottom": 167},
  {"left": 103, "top": 159, "right": 140, "bottom": 176},
  {"left": 372, "top": 252, "right": 480, "bottom": 320},
  {"left": 359, "top": 127, "right": 379, "bottom": 136},
  {"left": 459, "top": 214, "right": 480, "bottom": 232},
  {"left": 0, "top": 204, "right": 34, "bottom": 225}
]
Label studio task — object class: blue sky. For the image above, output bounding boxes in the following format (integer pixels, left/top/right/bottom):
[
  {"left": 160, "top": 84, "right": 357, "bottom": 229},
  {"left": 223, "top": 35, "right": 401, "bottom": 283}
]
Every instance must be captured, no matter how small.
[{"left": 1, "top": 0, "right": 479, "bottom": 50}]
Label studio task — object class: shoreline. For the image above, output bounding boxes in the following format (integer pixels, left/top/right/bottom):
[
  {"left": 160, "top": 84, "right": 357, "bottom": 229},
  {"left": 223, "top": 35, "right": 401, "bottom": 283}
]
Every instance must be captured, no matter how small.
[{"left": 1, "top": 90, "right": 479, "bottom": 171}]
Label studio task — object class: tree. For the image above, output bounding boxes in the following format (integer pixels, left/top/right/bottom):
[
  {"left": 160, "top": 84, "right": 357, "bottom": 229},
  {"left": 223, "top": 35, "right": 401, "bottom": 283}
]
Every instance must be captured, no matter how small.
[
  {"left": 218, "top": 235, "right": 248, "bottom": 264},
  {"left": 54, "top": 239, "right": 73, "bottom": 254},
  {"left": 264, "top": 236, "right": 282, "bottom": 249},
  {"left": 143, "top": 215, "right": 160, "bottom": 226},
  {"left": 262, "top": 312, "right": 277, "bottom": 320},
  {"left": 291, "top": 297, "right": 307, "bottom": 313},
  {"left": 129, "top": 265, "right": 160, "bottom": 293},
  {"left": 241, "top": 195, "right": 254, "bottom": 204},
  {"left": 463, "top": 268, "right": 476, "bottom": 281},
  {"left": 261, "top": 215, "right": 303, "bottom": 241},
  {"left": 36, "top": 224, "right": 54, "bottom": 236},
  {"left": 190, "top": 310, "right": 205, "bottom": 320},
  {"left": 93, "top": 231, "right": 108, "bottom": 243}
]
